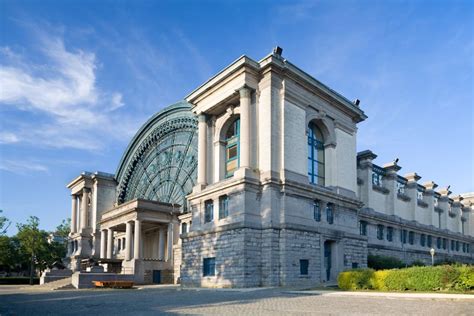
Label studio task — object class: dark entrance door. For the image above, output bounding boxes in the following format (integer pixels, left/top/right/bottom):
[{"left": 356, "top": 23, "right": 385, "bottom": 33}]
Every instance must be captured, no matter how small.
[
  {"left": 324, "top": 241, "right": 332, "bottom": 281},
  {"left": 152, "top": 270, "right": 161, "bottom": 284}
]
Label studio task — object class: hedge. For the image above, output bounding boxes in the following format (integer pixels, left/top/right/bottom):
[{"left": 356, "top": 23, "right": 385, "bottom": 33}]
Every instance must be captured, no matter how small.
[
  {"left": 0, "top": 277, "right": 40, "bottom": 285},
  {"left": 338, "top": 265, "right": 474, "bottom": 292}
]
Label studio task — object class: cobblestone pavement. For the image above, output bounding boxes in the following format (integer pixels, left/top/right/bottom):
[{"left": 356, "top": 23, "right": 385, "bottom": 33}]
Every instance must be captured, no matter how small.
[{"left": 0, "top": 286, "right": 472, "bottom": 315}]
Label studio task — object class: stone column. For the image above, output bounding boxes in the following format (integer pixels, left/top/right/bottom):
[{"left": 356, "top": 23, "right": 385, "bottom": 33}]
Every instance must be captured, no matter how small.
[
  {"left": 166, "top": 223, "right": 173, "bottom": 262},
  {"left": 106, "top": 228, "right": 113, "bottom": 259},
  {"left": 71, "top": 195, "right": 77, "bottom": 233},
  {"left": 405, "top": 173, "right": 421, "bottom": 222},
  {"left": 382, "top": 161, "right": 402, "bottom": 216},
  {"left": 239, "top": 86, "right": 251, "bottom": 169},
  {"left": 356, "top": 150, "right": 378, "bottom": 206},
  {"left": 80, "top": 189, "right": 89, "bottom": 230},
  {"left": 158, "top": 228, "right": 165, "bottom": 260},
  {"left": 125, "top": 221, "right": 132, "bottom": 261},
  {"left": 197, "top": 114, "right": 208, "bottom": 186},
  {"left": 100, "top": 229, "right": 107, "bottom": 258},
  {"left": 134, "top": 220, "right": 142, "bottom": 260}
]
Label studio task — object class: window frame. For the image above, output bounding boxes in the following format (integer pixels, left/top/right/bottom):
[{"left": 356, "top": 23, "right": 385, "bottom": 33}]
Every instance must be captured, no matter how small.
[
  {"left": 300, "top": 259, "right": 309, "bottom": 276},
  {"left": 218, "top": 195, "right": 229, "bottom": 219},
  {"left": 313, "top": 201, "right": 321, "bottom": 222},
  {"left": 204, "top": 200, "right": 214, "bottom": 223},
  {"left": 225, "top": 119, "right": 240, "bottom": 178},
  {"left": 326, "top": 203, "right": 334, "bottom": 224},
  {"left": 377, "top": 224, "right": 384, "bottom": 240},
  {"left": 203, "top": 257, "right": 216, "bottom": 277},
  {"left": 307, "top": 123, "right": 325, "bottom": 186}
]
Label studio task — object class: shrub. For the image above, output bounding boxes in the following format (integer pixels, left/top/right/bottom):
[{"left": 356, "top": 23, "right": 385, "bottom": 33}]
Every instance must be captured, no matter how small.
[
  {"left": 0, "top": 277, "right": 39, "bottom": 285},
  {"left": 409, "top": 260, "right": 425, "bottom": 267},
  {"left": 338, "top": 265, "right": 474, "bottom": 292},
  {"left": 368, "top": 255, "right": 404, "bottom": 270},
  {"left": 338, "top": 269, "right": 374, "bottom": 290}
]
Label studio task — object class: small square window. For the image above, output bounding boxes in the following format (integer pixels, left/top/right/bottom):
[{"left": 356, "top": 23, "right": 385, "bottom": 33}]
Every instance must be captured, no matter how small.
[
  {"left": 300, "top": 259, "right": 309, "bottom": 275},
  {"left": 203, "top": 257, "right": 216, "bottom": 277}
]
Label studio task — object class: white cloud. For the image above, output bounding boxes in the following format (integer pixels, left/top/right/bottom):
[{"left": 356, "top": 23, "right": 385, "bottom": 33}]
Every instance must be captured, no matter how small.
[
  {"left": 0, "top": 31, "right": 135, "bottom": 150},
  {"left": 0, "top": 132, "right": 20, "bottom": 144},
  {"left": 0, "top": 160, "right": 49, "bottom": 174}
]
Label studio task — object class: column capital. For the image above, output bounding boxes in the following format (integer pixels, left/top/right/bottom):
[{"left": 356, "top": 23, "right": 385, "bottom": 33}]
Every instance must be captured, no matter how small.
[
  {"left": 198, "top": 113, "right": 207, "bottom": 122},
  {"left": 237, "top": 85, "right": 252, "bottom": 98}
]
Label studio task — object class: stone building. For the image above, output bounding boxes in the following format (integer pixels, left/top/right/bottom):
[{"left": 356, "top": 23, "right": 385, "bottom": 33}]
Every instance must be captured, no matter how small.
[{"left": 66, "top": 48, "right": 473, "bottom": 287}]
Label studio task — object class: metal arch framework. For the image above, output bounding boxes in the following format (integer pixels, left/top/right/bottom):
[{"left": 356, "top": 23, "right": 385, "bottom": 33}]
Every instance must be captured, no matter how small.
[{"left": 115, "top": 101, "right": 198, "bottom": 209}]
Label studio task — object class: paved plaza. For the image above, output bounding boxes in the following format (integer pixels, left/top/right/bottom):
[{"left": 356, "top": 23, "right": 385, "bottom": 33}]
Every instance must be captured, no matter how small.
[{"left": 0, "top": 285, "right": 472, "bottom": 315}]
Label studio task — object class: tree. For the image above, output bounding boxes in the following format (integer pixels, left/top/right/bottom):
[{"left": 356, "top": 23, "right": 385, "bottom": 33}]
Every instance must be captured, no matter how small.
[
  {"left": 16, "top": 216, "right": 47, "bottom": 285},
  {"left": 0, "top": 210, "right": 11, "bottom": 235},
  {"left": 0, "top": 236, "right": 18, "bottom": 272},
  {"left": 55, "top": 218, "right": 70, "bottom": 240}
]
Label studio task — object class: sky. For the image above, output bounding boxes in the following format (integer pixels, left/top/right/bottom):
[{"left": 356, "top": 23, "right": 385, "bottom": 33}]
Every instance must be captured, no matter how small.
[{"left": 0, "top": 0, "right": 473, "bottom": 235}]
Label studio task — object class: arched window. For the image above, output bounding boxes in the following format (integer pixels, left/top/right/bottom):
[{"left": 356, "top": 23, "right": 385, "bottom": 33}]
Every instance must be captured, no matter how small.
[
  {"left": 307, "top": 122, "right": 325, "bottom": 185},
  {"left": 225, "top": 118, "right": 240, "bottom": 177}
]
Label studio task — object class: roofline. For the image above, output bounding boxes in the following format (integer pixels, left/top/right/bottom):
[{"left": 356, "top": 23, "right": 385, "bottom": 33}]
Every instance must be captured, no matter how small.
[{"left": 185, "top": 51, "right": 367, "bottom": 122}]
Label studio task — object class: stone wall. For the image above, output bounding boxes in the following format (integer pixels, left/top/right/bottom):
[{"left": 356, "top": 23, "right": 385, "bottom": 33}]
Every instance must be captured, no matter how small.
[
  {"left": 181, "top": 226, "right": 367, "bottom": 288},
  {"left": 368, "top": 244, "right": 473, "bottom": 265},
  {"left": 279, "top": 229, "right": 321, "bottom": 286},
  {"left": 343, "top": 237, "right": 368, "bottom": 269}
]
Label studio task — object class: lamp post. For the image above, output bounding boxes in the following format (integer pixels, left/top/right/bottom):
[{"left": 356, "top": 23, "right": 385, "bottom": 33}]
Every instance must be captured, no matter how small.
[{"left": 430, "top": 248, "right": 435, "bottom": 266}]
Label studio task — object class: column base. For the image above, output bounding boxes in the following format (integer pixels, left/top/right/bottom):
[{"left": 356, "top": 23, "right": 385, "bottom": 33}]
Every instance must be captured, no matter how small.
[
  {"left": 234, "top": 167, "right": 257, "bottom": 179},
  {"left": 192, "top": 183, "right": 207, "bottom": 193}
]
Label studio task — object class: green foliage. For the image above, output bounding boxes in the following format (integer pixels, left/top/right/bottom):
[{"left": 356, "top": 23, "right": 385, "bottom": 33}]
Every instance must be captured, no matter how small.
[
  {"left": 338, "top": 265, "right": 474, "bottom": 292},
  {"left": 409, "top": 260, "right": 425, "bottom": 267},
  {"left": 368, "top": 254, "right": 405, "bottom": 270},
  {"left": 338, "top": 268, "right": 375, "bottom": 290},
  {"left": 55, "top": 218, "right": 70, "bottom": 240},
  {"left": 0, "top": 210, "right": 11, "bottom": 235},
  {"left": 0, "top": 236, "right": 18, "bottom": 269}
]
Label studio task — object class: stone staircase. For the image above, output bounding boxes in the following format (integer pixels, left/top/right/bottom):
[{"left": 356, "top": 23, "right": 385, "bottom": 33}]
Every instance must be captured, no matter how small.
[{"left": 25, "top": 277, "right": 73, "bottom": 291}]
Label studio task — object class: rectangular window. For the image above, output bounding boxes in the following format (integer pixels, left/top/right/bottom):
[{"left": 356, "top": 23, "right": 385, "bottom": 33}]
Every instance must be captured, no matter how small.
[
  {"left": 326, "top": 204, "right": 334, "bottom": 224},
  {"left": 436, "top": 237, "right": 441, "bottom": 249},
  {"left": 456, "top": 241, "right": 460, "bottom": 252},
  {"left": 451, "top": 240, "right": 455, "bottom": 251},
  {"left": 300, "top": 259, "right": 309, "bottom": 275},
  {"left": 420, "top": 234, "right": 426, "bottom": 247},
  {"left": 313, "top": 201, "right": 321, "bottom": 222},
  {"left": 408, "top": 231, "right": 414, "bottom": 245},
  {"left": 401, "top": 229, "right": 407, "bottom": 244},
  {"left": 462, "top": 243, "right": 466, "bottom": 253},
  {"left": 359, "top": 221, "right": 367, "bottom": 236},
  {"left": 181, "top": 222, "right": 187, "bottom": 234},
  {"left": 377, "top": 225, "right": 384, "bottom": 240},
  {"left": 386, "top": 227, "right": 393, "bottom": 242},
  {"left": 352, "top": 262, "right": 359, "bottom": 269},
  {"left": 427, "top": 235, "right": 432, "bottom": 247},
  {"left": 204, "top": 200, "right": 214, "bottom": 223},
  {"left": 203, "top": 257, "right": 216, "bottom": 277},
  {"left": 442, "top": 238, "right": 447, "bottom": 250},
  {"left": 219, "top": 195, "right": 229, "bottom": 219}
]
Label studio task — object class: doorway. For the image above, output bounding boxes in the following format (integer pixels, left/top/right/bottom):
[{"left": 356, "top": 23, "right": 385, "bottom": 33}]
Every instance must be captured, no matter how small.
[
  {"left": 323, "top": 241, "right": 333, "bottom": 281},
  {"left": 152, "top": 270, "right": 161, "bottom": 284}
]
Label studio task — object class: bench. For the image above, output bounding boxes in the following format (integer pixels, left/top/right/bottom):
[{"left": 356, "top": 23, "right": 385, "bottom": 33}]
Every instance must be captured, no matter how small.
[{"left": 92, "top": 281, "right": 134, "bottom": 289}]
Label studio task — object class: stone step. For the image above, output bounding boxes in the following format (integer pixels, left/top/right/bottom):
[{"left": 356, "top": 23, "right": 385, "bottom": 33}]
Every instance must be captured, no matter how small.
[{"left": 25, "top": 276, "right": 73, "bottom": 291}]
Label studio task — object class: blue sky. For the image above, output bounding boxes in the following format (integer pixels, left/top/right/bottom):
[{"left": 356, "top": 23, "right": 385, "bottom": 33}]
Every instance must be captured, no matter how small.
[{"left": 1, "top": 0, "right": 473, "bottom": 234}]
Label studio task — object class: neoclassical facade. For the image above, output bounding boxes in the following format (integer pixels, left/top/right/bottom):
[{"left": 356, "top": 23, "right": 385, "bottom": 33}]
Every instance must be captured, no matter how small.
[{"left": 66, "top": 49, "right": 473, "bottom": 287}]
